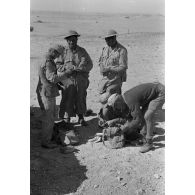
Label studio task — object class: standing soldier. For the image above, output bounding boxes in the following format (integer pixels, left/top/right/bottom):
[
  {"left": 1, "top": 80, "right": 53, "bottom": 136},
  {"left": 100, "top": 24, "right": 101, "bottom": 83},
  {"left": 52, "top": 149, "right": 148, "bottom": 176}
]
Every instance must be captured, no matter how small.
[
  {"left": 58, "top": 30, "right": 93, "bottom": 126},
  {"left": 36, "top": 45, "right": 70, "bottom": 148},
  {"left": 98, "top": 29, "right": 128, "bottom": 105}
]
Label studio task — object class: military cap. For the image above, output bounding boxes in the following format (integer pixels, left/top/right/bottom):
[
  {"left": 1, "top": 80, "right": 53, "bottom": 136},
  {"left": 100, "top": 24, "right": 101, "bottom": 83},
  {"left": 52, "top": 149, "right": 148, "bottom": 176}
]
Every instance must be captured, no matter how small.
[
  {"left": 103, "top": 29, "right": 118, "bottom": 39},
  {"left": 64, "top": 30, "right": 80, "bottom": 39}
]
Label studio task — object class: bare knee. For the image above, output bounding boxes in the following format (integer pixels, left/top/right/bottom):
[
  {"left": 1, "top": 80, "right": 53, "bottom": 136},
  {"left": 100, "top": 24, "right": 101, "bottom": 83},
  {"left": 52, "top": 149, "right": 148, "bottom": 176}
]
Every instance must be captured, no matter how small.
[{"left": 144, "top": 110, "right": 154, "bottom": 121}]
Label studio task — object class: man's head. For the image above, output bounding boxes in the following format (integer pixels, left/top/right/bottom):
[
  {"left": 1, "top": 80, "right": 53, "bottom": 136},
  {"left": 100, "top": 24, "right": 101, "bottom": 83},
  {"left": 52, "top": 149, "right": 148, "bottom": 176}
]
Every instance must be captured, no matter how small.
[
  {"left": 107, "top": 93, "right": 126, "bottom": 112},
  {"left": 104, "top": 29, "right": 118, "bottom": 48},
  {"left": 64, "top": 30, "right": 80, "bottom": 50},
  {"left": 48, "top": 47, "right": 60, "bottom": 59},
  {"left": 54, "top": 44, "right": 65, "bottom": 55}
]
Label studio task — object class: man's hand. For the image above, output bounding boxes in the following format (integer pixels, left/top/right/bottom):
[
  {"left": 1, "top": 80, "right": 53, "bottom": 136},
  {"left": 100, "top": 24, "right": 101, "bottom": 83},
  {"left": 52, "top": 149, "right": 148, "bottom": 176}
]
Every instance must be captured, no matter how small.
[
  {"left": 65, "top": 62, "right": 75, "bottom": 70},
  {"left": 100, "top": 66, "right": 111, "bottom": 73}
]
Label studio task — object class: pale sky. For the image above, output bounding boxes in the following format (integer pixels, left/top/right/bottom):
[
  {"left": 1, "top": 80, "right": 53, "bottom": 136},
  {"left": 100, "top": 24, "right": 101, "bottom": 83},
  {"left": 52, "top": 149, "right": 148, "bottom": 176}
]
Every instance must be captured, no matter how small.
[{"left": 30, "top": 0, "right": 164, "bottom": 14}]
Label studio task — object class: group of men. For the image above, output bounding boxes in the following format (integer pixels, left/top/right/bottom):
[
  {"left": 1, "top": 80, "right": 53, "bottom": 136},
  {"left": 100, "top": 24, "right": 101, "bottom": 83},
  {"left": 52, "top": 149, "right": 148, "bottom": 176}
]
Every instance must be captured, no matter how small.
[{"left": 36, "top": 29, "right": 165, "bottom": 153}]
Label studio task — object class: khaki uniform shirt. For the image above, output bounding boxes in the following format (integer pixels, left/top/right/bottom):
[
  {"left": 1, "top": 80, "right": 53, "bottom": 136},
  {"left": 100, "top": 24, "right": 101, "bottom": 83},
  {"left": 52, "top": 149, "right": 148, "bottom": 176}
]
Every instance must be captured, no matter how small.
[
  {"left": 62, "top": 45, "right": 93, "bottom": 78},
  {"left": 37, "top": 55, "right": 68, "bottom": 98},
  {"left": 99, "top": 42, "right": 128, "bottom": 83}
]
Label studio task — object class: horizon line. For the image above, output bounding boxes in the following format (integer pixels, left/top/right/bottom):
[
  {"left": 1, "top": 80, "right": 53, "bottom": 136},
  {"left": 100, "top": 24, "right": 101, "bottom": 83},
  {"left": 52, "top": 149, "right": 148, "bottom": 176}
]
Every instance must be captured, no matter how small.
[{"left": 30, "top": 9, "right": 164, "bottom": 16}]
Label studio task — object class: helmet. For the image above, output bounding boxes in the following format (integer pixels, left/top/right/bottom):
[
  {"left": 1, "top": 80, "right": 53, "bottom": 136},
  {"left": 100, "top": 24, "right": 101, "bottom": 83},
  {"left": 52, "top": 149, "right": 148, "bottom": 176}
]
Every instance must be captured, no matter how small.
[
  {"left": 103, "top": 29, "right": 118, "bottom": 39},
  {"left": 64, "top": 30, "right": 80, "bottom": 39}
]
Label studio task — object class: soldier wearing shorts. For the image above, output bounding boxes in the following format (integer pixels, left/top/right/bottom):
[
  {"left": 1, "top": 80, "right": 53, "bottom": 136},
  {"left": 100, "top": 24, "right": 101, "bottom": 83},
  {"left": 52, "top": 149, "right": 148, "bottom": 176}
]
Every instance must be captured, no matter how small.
[{"left": 100, "top": 83, "right": 165, "bottom": 153}]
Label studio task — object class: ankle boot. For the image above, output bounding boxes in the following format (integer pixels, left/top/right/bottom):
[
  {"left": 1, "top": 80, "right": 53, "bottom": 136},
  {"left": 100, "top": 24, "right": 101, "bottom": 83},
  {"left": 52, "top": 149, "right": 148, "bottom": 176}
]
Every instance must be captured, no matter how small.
[{"left": 139, "top": 138, "right": 153, "bottom": 153}]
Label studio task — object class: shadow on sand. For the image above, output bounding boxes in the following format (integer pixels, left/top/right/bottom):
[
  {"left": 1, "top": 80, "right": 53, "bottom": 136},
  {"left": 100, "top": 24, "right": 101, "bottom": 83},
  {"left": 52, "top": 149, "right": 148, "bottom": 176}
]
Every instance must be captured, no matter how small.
[
  {"left": 74, "top": 117, "right": 102, "bottom": 145},
  {"left": 30, "top": 106, "right": 88, "bottom": 194}
]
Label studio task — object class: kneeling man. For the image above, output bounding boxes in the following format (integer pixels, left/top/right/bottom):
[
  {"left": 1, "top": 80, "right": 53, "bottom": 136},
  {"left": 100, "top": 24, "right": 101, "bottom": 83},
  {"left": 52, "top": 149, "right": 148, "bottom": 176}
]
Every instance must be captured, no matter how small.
[{"left": 100, "top": 82, "right": 165, "bottom": 153}]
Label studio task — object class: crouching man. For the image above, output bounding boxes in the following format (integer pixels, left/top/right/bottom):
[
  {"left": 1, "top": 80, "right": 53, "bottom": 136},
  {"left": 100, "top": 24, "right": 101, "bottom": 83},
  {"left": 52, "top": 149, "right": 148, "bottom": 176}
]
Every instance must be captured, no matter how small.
[{"left": 99, "top": 83, "right": 165, "bottom": 153}]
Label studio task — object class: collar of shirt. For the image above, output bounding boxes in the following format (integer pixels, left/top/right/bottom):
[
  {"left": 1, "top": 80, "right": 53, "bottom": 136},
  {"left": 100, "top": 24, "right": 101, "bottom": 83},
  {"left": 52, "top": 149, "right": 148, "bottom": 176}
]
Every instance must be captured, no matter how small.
[
  {"left": 67, "top": 45, "right": 79, "bottom": 54},
  {"left": 107, "top": 43, "right": 120, "bottom": 57}
]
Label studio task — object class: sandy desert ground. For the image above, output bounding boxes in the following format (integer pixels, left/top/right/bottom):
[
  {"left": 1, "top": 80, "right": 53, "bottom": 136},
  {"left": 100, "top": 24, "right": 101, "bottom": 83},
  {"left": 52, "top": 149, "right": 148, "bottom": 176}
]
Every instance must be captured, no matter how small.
[{"left": 30, "top": 11, "right": 165, "bottom": 195}]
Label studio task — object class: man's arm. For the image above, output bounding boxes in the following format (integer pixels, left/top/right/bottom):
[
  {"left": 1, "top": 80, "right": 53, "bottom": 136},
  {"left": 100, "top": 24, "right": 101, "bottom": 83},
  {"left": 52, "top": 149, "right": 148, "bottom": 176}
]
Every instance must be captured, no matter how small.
[
  {"left": 75, "top": 49, "right": 93, "bottom": 73},
  {"left": 120, "top": 104, "right": 143, "bottom": 134},
  {"left": 38, "top": 65, "right": 50, "bottom": 86},
  {"left": 106, "top": 118, "right": 126, "bottom": 127},
  {"left": 98, "top": 47, "right": 111, "bottom": 74}
]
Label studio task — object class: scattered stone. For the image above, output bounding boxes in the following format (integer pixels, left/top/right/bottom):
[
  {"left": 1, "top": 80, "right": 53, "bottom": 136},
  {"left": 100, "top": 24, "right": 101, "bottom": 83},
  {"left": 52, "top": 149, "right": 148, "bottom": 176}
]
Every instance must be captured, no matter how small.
[
  {"left": 94, "top": 184, "right": 99, "bottom": 188},
  {"left": 117, "top": 176, "right": 123, "bottom": 181},
  {"left": 154, "top": 174, "right": 160, "bottom": 179},
  {"left": 136, "top": 189, "right": 146, "bottom": 195},
  {"left": 121, "top": 182, "right": 127, "bottom": 186},
  {"left": 36, "top": 20, "right": 43, "bottom": 23}
]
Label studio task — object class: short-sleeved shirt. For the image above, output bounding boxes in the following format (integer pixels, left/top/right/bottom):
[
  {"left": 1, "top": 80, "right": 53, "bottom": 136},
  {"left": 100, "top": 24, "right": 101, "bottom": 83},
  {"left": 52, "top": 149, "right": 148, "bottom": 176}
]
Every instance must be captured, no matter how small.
[{"left": 99, "top": 42, "right": 128, "bottom": 82}]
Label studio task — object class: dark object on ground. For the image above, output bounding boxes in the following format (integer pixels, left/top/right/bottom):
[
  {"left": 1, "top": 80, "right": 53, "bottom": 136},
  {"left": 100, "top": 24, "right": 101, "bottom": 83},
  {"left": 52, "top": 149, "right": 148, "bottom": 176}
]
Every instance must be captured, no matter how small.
[
  {"left": 64, "top": 130, "right": 80, "bottom": 145},
  {"left": 30, "top": 26, "right": 34, "bottom": 32},
  {"left": 85, "top": 109, "right": 94, "bottom": 117},
  {"left": 36, "top": 20, "right": 43, "bottom": 23},
  {"left": 52, "top": 122, "right": 79, "bottom": 146},
  {"left": 54, "top": 120, "right": 73, "bottom": 130},
  {"left": 78, "top": 118, "right": 88, "bottom": 126}
]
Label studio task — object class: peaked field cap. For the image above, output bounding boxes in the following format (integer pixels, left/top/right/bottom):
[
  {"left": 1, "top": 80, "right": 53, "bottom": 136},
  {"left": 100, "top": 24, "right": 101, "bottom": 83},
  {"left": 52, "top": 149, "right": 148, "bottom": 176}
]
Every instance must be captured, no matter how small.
[
  {"left": 64, "top": 30, "right": 80, "bottom": 39},
  {"left": 103, "top": 29, "right": 118, "bottom": 39}
]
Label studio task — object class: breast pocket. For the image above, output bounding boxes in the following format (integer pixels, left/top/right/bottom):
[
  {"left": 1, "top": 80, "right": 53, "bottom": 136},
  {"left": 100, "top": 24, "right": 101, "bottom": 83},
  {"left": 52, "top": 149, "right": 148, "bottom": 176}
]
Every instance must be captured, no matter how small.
[{"left": 110, "top": 53, "right": 119, "bottom": 65}]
